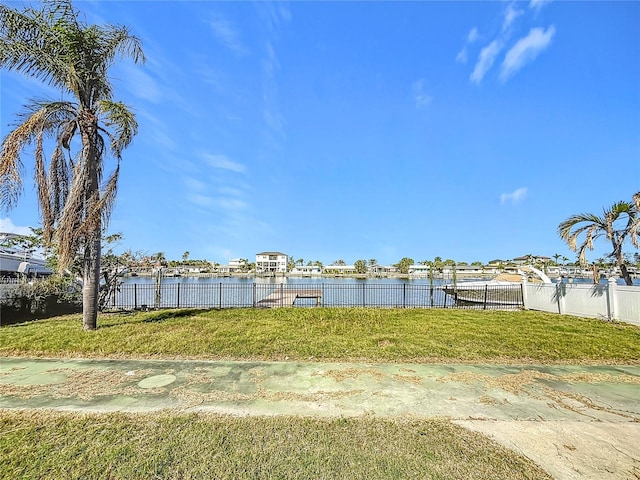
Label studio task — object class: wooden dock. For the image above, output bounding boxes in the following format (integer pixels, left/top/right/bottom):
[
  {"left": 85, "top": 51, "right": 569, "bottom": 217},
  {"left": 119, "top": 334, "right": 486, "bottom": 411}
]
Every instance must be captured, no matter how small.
[{"left": 256, "top": 289, "right": 323, "bottom": 308}]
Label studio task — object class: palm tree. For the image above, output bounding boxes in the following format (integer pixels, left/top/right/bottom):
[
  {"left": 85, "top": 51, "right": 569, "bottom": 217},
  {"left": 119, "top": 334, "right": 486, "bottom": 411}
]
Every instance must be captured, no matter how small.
[
  {"left": 154, "top": 252, "right": 167, "bottom": 267},
  {"left": 558, "top": 192, "right": 639, "bottom": 286},
  {"left": 0, "top": 0, "right": 145, "bottom": 329}
]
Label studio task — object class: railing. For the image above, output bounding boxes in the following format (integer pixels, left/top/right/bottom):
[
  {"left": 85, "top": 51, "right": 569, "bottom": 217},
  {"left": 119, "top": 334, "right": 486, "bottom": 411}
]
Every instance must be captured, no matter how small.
[{"left": 106, "top": 282, "right": 524, "bottom": 310}]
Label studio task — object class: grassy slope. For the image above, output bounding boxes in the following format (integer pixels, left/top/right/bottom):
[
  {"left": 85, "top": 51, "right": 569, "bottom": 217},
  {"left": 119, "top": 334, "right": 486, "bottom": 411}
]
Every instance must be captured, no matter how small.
[
  {"left": 1, "top": 308, "right": 637, "bottom": 479},
  {"left": 1, "top": 308, "right": 639, "bottom": 363}
]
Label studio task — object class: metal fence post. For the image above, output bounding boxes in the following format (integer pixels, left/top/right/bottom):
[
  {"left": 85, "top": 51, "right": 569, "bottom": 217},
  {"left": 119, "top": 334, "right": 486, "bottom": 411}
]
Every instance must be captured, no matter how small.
[
  {"left": 134, "top": 284, "right": 137, "bottom": 310},
  {"left": 219, "top": 283, "right": 222, "bottom": 309},
  {"left": 483, "top": 285, "right": 488, "bottom": 310},
  {"left": 177, "top": 283, "right": 180, "bottom": 308},
  {"left": 402, "top": 283, "right": 406, "bottom": 308},
  {"left": 253, "top": 283, "right": 257, "bottom": 308},
  {"left": 362, "top": 283, "right": 366, "bottom": 307}
]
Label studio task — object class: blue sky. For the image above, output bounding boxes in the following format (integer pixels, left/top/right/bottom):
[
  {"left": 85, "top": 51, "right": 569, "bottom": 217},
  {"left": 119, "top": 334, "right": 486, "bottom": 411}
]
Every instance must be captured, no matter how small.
[{"left": 1, "top": 0, "right": 639, "bottom": 266}]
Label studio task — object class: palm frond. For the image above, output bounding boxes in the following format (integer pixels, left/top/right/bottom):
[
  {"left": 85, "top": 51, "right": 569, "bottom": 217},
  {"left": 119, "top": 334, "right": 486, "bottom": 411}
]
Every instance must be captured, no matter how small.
[
  {"left": 0, "top": 2, "right": 77, "bottom": 94},
  {"left": 34, "top": 130, "right": 55, "bottom": 245},
  {"left": 576, "top": 243, "right": 590, "bottom": 267},
  {"left": 557, "top": 213, "right": 605, "bottom": 245},
  {"left": 629, "top": 219, "right": 639, "bottom": 249},
  {"left": 56, "top": 160, "right": 87, "bottom": 271},
  {"left": 99, "top": 100, "right": 138, "bottom": 158},
  {"left": 97, "top": 163, "right": 119, "bottom": 230},
  {"left": 0, "top": 108, "right": 48, "bottom": 209},
  {"left": 49, "top": 144, "right": 70, "bottom": 220}
]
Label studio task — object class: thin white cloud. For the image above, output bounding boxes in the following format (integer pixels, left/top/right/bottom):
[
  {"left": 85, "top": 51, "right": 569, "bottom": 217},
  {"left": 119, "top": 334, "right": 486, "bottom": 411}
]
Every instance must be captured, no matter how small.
[
  {"left": 0, "top": 218, "right": 33, "bottom": 235},
  {"left": 188, "top": 193, "right": 215, "bottom": 208},
  {"left": 462, "top": 2, "right": 556, "bottom": 84},
  {"left": 208, "top": 14, "right": 248, "bottom": 55},
  {"left": 529, "top": 0, "right": 552, "bottom": 12},
  {"left": 412, "top": 79, "right": 432, "bottom": 109},
  {"left": 500, "top": 26, "right": 555, "bottom": 81},
  {"left": 259, "top": 1, "right": 292, "bottom": 35},
  {"left": 116, "top": 62, "right": 162, "bottom": 103},
  {"left": 456, "top": 48, "right": 468, "bottom": 64},
  {"left": 500, "top": 187, "right": 528, "bottom": 205},
  {"left": 215, "top": 197, "right": 248, "bottom": 212},
  {"left": 470, "top": 40, "right": 502, "bottom": 84},
  {"left": 202, "top": 153, "right": 247, "bottom": 174},
  {"left": 456, "top": 27, "right": 480, "bottom": 64},
  {"left": 184, "top": 177, "right": 207, "bottom": 192},
  {"left": 217, "top": 186, "right": 246, "bottom": 198},
  {"left": 503, "top": 3, "right": 523, "bottom": 31},
  {"left": 261, "top": 40, "right": 286, "bottom": 146},
  {"left": 186, "top": 193, "right": 247, "bottom": 212},
  {"left": 254, "top": 4, "right": 291, "bottom": 153},
  {"left": 467, "top": 27, "right": 480, "bottom": 43}
]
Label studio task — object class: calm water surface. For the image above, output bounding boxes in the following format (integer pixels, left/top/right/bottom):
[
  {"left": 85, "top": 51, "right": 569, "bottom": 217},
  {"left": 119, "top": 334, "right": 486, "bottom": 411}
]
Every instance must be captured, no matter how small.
[{"left": 114, "top": 275, "right": 638, "bottom": 310}]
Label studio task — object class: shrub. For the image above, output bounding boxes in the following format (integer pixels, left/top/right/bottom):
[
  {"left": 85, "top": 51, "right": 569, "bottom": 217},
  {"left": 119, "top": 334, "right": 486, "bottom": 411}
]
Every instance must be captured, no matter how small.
[{"left": 0, "top": 275, "right": 81, "bottom": 325}]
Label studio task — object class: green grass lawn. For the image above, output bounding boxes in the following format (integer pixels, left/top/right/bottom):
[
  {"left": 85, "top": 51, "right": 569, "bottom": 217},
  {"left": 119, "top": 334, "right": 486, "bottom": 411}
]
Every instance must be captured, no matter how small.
[
  {"left": 1, "top": 307, "right": 639, "bottom": 363},
  {"left": 1, "top": 307, "right": 638, "bottom": 479},
  {"left": 0, "top": 411, "right": 551, "bottom": 480}
]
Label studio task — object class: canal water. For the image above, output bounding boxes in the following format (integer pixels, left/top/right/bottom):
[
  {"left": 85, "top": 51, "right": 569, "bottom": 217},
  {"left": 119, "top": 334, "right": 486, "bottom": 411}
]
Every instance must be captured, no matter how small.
[
  {"left": 113, "top": 275, "right": 638, "bottom": 310},
  {"left": 116, "top": 276, "right": 457, "bottom": 309}
]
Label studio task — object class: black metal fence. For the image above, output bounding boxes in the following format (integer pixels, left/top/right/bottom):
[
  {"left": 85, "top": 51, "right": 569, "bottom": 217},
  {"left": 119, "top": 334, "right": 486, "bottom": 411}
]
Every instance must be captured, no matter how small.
[{"left": 106, "top": 282, "right": 524, "bottom": 310}]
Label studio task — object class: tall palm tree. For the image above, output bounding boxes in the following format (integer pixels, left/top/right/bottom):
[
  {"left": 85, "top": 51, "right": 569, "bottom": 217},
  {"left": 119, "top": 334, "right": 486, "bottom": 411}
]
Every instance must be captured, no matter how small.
[
  {"left": 558, "top": 192, "right": 639, "bottom": 286},
  {"left": 0, "top": 0, "right": 144, "bottom": 329}
]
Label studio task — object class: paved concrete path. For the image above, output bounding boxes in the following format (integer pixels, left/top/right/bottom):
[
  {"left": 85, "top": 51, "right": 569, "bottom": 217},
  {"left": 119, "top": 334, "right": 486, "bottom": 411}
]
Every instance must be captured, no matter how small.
[{"left": 1, "top": 357, "right": 639, "bottom": 479}]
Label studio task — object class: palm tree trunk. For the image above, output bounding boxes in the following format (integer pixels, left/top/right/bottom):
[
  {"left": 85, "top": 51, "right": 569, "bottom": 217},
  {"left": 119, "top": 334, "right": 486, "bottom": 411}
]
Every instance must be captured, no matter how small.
[
  {"left": 82, "top": 230, "right": 101, "bottom": 330},
  {"left": 81, "top": 111, "right": 101, "bottom": 330},
  {"left": 613, "top": 240, "right": 633, "bottom": 286},
  {"left": 619, "top": 261, "right": 633, "bottom": 286}
]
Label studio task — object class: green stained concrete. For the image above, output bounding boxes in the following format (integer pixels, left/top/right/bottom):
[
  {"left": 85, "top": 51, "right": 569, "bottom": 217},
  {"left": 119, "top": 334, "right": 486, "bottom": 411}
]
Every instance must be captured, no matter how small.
[
  {"left": 1, "top": 357, "right": 639, "bottom": 479},
  {"left": 0, "top": 358, "right": 638, "bottom": 420}
]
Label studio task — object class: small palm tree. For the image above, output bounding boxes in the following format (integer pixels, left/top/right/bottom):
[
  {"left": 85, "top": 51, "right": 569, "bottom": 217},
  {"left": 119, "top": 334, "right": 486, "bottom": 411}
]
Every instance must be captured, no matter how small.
[
  {"left": 558, "top": 192, "right": 639, "bottom": 286},
  {"left": 0, "top": 0, "right": 145, "bottom": 329}
]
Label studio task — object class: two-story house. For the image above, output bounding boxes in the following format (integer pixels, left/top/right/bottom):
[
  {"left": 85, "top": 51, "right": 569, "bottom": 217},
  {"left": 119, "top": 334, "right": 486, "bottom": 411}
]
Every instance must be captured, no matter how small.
[{"left": 255, "top": 252, "right": 288, "bottom": 273}]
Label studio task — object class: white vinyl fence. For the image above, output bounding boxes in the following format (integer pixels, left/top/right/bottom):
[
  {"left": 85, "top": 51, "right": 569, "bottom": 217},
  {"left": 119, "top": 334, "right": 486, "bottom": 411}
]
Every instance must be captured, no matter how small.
[{"left": 523, "top": 278, "right": 640, "bottom": 326}]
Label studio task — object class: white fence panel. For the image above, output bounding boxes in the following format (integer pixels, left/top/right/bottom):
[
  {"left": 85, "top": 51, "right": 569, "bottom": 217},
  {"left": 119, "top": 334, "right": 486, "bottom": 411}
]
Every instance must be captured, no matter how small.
[
  {"left": 524, "top": 283, "right": 559, "bottom": 313},
  {"left": 560, "top": 283, "right": 610, "bottom": 319},
  {"left": 523, "top": 280, "right": 639, "bottom": 326},
  {"left": 616, "top": 286, "right": 640, "bottom": 325}
]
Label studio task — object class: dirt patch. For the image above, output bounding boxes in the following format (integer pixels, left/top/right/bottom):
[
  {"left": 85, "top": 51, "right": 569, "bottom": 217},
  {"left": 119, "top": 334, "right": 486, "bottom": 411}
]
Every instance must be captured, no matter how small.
[
  {"left": 170, "top": 375, "right": 365, "bottom": 407},
  {"left": 314, "top": 367, "right": 387, "bottom": 382},
  {"left": 0, "top": 368, "right": 159, "bottom": 400},
  {"left": 392, "top": 373, "right": 423, "bottom": 384},
  {"left": 437, "top": 370, "right": 640, "bottom": 395}
]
